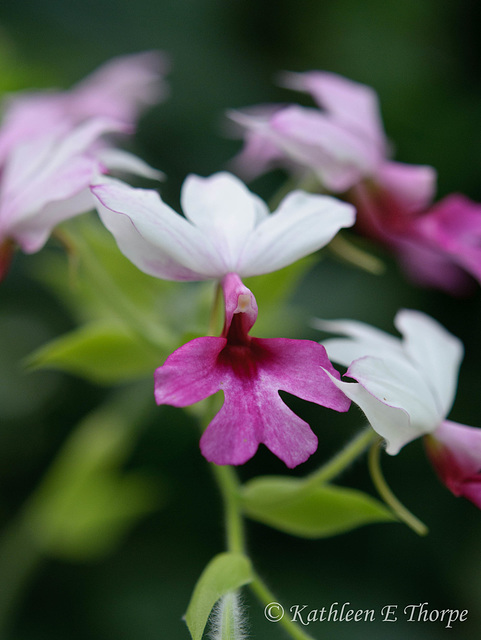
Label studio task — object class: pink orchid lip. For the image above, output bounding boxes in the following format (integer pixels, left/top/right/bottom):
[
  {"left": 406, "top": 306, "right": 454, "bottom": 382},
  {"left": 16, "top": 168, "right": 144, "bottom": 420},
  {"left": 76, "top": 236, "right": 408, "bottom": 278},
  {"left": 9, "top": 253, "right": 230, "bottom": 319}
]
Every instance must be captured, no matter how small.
[
  {"left": 220, "top": 273, "right": 258, "bottom": 343},
  {"left": 155, "top": 272, "right": 350, "bottom": 468}
]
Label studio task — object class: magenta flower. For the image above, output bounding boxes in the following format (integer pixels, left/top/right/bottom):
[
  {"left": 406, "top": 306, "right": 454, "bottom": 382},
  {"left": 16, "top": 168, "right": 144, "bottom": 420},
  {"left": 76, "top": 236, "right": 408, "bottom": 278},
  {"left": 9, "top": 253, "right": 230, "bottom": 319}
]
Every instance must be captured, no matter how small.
[
  {"left": 398, "top": 194, "right": 481, "bottom": 293},
  {"left": 93, "top": 171, "right": 355, "bottom": 466},
  {"left": 425, "top": 421, "right": 481, "bottom": 510},
  {"left": 348, "top": 183, "right": 481, "bottom": 294},
  {"left": 155, "top": 273, "right": 350, "bottom": 467},
  {"left": 0, "top": 52, "right": 167, "bottom": 277},
  {"left": 317, "top": 310, "right": 481, "bottom": 508}
]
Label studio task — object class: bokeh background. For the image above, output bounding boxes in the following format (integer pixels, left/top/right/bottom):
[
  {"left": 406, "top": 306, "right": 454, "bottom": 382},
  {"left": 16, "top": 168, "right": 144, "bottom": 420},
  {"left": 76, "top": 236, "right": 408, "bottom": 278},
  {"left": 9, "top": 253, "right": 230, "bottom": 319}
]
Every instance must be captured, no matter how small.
[{"left": 1, "top": 0, "right": 481, "bottom": 638}]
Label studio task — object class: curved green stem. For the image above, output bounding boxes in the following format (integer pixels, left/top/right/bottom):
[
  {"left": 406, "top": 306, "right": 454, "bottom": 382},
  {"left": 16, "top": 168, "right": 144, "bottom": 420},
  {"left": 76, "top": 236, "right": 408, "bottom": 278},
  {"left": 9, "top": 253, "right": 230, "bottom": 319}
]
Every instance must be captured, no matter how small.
[
  {"left": 207, "top": 426, "right": 381, "bottom": 638},
  {"left": 368, "top": 440, "right": 428, "bottom": 536},
  {"left": 209, "top": 459, "right": 320, "bottom": 639},
  {"left": 250, "top": 574, "right": 316, "bottom": 640},
  {"left": 211, "top": 462, "right": 316, "bottom": 639},
  {"left": 328, "top": 234, "right": 386, "bottom": 275},
  {"left": 305, "top": 427, "right": 376, "bottom": 488}
]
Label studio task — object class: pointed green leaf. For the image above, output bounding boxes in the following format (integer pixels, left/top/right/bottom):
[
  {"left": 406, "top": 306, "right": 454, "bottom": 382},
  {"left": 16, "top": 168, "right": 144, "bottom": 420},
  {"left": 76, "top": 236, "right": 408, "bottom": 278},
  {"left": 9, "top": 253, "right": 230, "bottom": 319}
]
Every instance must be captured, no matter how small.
[
  {"left": 184, "top": 552, "right": 253, "bottom": 640},
  {"left": 22, "top": 390, "right": 162, "bottom": 560},
  {"left": 25, "top": 321, "right": 164, "bottom": 384},
  {"left": 241, "top": 476, "right": 395, "bottom": 538}
]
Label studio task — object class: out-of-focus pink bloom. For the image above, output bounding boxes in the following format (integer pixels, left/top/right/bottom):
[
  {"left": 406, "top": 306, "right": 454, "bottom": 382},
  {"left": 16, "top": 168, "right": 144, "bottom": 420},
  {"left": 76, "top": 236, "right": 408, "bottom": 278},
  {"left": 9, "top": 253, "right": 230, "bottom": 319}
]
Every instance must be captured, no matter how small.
[
  {"left": 402, "top": 194, "right": 481, "bottom": 293},
  {"left": 230, "top": 70, "right": 481, "bottom": 295},
  {"left": 229, "top": 71, "right": 435, "bottom": 199},
  {"left": 154, "top": 273, "right": 350, "bottom": 467},
  {"left": 351, "top": 184, "right": 481, "bottom": 294},
  {"left": 317, "top": 310, "right": 481, "bottom": 508},
  {"left": 0, "top": 118, "right": 128, "bottom": 255},
  {"left": 92, "top": 171, "right": 355, "bottom": 281},
  {"left": 0, "top": 52, "right": 167, "bottom": 278},
  {"left": 0, "top": 51, "right": 168, "bottom": 164},
  {"left": 425, "top": 420, "right": 481, "bottom": 510}
]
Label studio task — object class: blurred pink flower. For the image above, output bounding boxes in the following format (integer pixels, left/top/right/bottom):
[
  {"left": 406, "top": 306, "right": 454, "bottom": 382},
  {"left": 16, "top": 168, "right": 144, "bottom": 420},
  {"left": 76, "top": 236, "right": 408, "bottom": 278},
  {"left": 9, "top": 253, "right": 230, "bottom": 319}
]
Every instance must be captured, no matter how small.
[
  {"left": 425, "top": 420, "right": 481, "bottom": 510},
  {"left": 0, "top": 52, "right": 167, "bottom": 277},
  {"left": 399, "top": 194, "right": 481, "bottom": 293},
  {"left": 228, "top": 71, "right": 481, "bottom": 294},
  {"left": 229, "top": 70, "right": 435, "bottom": 199},
  {"left": 0, "top": 50, "right": 168, "bottom": 164},
  {"left": 155, "top": 273, "right": 350, "bottom": 467}
]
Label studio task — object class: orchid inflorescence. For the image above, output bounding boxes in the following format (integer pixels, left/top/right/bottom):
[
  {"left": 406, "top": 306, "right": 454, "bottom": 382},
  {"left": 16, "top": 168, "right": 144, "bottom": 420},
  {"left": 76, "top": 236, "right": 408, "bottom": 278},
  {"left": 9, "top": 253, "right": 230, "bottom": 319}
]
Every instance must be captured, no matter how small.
[{"left": 1, "top": 52, "right": 480, "bottom": 640}]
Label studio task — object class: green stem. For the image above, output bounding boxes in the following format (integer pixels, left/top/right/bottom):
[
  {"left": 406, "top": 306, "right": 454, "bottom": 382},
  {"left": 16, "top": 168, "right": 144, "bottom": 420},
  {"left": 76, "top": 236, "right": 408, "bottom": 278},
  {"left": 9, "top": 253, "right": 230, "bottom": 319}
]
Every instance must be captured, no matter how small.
[
  {"left": 368, "top": 441, "right": 428, "bottom": 536},
  {"left": 209, "top": 455, "right": 320, "bottom": 639},
  {"left": 250, "top": 574, "right": 316, "bottom": 640},
  {"left": 305, "top": 427, "right": 376, "bottom": 488},
  {"left": 0, "top": 517, "right": 43, "bottom": 639},
  {"left": 211, "top": 464, "right": 245, "bottom": 554},
  {"left": 328, "top": 234, "right": 386, "bottom": 275},
  {"left": 209, "top": 281, "right": 223, "bottom": 336}
]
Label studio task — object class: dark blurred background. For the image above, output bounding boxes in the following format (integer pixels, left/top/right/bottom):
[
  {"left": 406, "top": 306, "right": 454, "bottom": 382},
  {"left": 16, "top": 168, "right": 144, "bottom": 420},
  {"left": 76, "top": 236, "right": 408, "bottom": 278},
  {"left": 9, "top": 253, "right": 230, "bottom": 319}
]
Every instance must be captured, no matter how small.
[{"left": 1, "top": 0, "right": 481, "bottom": 638}]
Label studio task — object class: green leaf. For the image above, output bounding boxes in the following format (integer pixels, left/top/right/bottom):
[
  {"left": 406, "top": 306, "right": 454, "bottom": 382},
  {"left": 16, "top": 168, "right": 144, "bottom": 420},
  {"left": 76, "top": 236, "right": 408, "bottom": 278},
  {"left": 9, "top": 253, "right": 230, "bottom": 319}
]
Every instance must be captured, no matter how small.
[
  {"left": 25, "top": 321, "right": 164, "bottom": 384},
  {"left": 241, "top": 476, "right": 395, "bottom": 538},
  {"left": 22, "top": 390, "right": 162, "bottom": 560},
  {"left": 184, "top": 552, "right": 253, "bottom": 640}
]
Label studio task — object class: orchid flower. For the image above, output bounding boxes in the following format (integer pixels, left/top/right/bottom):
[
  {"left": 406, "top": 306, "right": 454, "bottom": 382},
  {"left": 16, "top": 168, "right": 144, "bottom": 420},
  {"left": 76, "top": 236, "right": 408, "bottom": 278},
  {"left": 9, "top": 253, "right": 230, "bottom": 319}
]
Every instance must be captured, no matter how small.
[
  {"left": 228, "top": 70, "right": 435, "bottom": 201},
  {"left": 91, "top": 171, "right": 355, "bottom": 281},
  {"left": 424, "top": 421, "right": 481, "bottom": 510},
  {"left": 156, "top": 273, "right": 350, "bottom": 467},
  {"left": 0, "top": 52, "right": 167, "bottom": 277},
  {"left": 227, "top": 71, "right": 481, "bottom": 294},
  {"left": 0, "top": 50, "right": 168, "bottom": 164},
  {"left": 395, "top": 194, "right": 481, "bottom": 294},
  {"left": 316, "top": 310, "right": 481, "bottom": 508},
  {"left": 92, "top": 171, "right": 355, "bottom": 466},
  {"left": 0, "top": 117, "right": 161, "bottom": 264}
]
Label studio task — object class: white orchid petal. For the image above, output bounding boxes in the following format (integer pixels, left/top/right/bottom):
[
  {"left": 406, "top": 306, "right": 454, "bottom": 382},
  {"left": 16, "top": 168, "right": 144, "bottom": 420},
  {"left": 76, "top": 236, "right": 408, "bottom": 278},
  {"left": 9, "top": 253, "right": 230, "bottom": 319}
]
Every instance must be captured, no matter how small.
[
  {"left": 180, "top": 172, "right": 269, "bottom": 272},
  {"left": 14, "top": 187, "right": 95, "bottom": 253},
  {"left": 347, "top": 356, "right": 442, "bottom": 434},
  {"left": 315, "top": 317, "right": 401, "bottom": 351},
  {"left": 239, "top": 191, "right": 355, "bottom": 277},
  {"left": 395, "top": 310, "right": 464, "bottom": 418},
  {"left": 325, "top": 371, "right": 413, "bottom": 454},
  {"left": 92, "top": 178, "right": 224, "bottom": 280},
  {"left": 280, "top": 71, "right": 387, "bottom": 155},
  {"left": 96, "top": 148, "right": 164, "bottom": 180}
]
